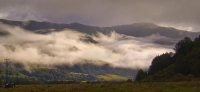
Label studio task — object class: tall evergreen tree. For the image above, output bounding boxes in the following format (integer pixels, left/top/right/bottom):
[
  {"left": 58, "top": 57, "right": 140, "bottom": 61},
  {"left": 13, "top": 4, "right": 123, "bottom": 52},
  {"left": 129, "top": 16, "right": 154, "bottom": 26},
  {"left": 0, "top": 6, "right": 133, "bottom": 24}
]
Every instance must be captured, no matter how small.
[
  {"left": 148, "top": 53, "right": 172, "bottom": 75},
  {"left": 135, "top": 69, "right": 147, "bottom": 81},
  {"left": 174, "top": 37, "right": 193, "bottom": 56}
]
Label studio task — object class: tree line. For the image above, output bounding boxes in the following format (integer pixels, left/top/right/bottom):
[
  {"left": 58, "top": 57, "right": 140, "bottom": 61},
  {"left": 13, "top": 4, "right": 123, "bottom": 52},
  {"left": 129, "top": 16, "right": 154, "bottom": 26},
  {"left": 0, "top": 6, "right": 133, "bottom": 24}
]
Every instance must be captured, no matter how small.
[{"left": 135, "top": 35, "right": 200, "bottom": 81}]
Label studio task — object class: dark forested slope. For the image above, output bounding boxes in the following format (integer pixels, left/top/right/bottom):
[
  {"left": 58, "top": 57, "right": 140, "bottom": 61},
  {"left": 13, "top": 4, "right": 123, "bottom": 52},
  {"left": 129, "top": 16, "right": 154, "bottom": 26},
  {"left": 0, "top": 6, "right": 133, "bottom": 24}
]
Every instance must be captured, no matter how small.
[{"left": 136, "top": 36, "right": 200, "bottom": 81}]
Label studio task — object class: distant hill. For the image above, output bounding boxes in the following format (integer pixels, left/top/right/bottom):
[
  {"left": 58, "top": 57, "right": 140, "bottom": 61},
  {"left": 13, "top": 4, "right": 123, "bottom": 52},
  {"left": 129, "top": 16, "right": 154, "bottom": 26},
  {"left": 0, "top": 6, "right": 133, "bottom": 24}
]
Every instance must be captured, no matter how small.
[
  {"left": 111, "top": 23, "right": 199, "bottom": 39},
  {"left": 0, "top": 19, "right": 199, "bottom": 39}
]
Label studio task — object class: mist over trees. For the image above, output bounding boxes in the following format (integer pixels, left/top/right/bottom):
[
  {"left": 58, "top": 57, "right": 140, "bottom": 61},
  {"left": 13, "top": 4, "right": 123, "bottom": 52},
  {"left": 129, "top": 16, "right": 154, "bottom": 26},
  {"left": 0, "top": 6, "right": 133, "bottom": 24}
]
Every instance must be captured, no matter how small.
[{"left": 1, "top": 19, "right": 200, "bottom": 83}]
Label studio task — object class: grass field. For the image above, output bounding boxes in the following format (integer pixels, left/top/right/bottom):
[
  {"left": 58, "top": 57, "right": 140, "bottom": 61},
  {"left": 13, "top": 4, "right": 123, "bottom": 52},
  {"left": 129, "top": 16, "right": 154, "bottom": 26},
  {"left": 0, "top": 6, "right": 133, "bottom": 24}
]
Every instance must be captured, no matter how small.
[
  {"left": 97, "top": 74, "right": 128, "bottom": 81},
  {"left": 1, "top": 81, "right": 200, "bottom": 92}
]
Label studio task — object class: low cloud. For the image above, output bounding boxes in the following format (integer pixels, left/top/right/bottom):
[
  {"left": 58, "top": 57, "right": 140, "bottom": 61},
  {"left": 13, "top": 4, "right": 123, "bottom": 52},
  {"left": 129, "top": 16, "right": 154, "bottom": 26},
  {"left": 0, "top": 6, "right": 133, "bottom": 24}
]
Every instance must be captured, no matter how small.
[{"left": 0, "top": 24, "right": 174, "bottom": 70}]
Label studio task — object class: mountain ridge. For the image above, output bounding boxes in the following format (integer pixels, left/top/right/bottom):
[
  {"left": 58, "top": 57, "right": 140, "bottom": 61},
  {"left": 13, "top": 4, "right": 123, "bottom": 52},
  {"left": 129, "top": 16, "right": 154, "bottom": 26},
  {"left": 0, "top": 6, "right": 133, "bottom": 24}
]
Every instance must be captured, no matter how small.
[{"left": 0, "top": 19, "right": 199, "bottom": 39}]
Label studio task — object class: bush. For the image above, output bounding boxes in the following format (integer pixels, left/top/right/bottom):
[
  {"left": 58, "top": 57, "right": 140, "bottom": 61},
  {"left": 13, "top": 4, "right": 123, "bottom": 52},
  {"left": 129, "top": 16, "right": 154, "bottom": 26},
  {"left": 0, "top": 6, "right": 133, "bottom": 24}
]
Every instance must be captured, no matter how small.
[
  {"left": 185, "top": 74, "right": 194, "bottom": 81},
  {"left": 126, "top": 79, "right": 132, "bottom": 82},
  {"left": 172, "top": 73, "right": 185, "bottom": 81}
]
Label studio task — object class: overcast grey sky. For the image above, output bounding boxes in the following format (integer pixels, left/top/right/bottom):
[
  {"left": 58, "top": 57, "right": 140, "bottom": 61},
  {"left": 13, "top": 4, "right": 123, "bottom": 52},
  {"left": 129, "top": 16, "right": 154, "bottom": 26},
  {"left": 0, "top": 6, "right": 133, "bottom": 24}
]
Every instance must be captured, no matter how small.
[{"left": 0, "top": 0, "right": 200, "bottom": 31}]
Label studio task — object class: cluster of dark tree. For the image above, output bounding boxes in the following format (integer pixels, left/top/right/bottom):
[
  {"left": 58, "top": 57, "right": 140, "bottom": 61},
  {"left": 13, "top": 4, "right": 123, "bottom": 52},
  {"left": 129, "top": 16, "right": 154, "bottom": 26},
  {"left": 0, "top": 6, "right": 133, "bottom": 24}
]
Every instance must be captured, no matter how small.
[
  {"left": 135, "top": 35, "right": 200, "bottom": 81},
  {"left": 0, "top": 68, "right": 97, "bottom": 85},
  {"left": 0, "top": 62, "right": 136, "bottom": 84},
  {"left": 0, "top": 71, "right": 41, "bottom": 85}
]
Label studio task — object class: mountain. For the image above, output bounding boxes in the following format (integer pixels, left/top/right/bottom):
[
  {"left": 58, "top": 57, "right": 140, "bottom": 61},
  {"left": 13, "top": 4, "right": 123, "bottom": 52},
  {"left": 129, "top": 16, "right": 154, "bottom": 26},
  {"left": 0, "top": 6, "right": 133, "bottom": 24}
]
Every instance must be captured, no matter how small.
[
  {"left": 0, "top": 19, "right": 199, "bottom": 39},
  {"left": 0, "top": 19, "right": 104, "bottom": 35},
  {"left": 111, "top": 23, "right": 199, "bottom": 39}
]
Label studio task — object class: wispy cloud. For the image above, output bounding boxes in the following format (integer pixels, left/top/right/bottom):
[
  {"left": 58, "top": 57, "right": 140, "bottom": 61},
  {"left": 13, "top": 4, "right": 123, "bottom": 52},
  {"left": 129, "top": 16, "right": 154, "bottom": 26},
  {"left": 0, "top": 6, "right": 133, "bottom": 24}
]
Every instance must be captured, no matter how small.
[{"left": 0, "top": 24, "right": 174, "bottom": 70}]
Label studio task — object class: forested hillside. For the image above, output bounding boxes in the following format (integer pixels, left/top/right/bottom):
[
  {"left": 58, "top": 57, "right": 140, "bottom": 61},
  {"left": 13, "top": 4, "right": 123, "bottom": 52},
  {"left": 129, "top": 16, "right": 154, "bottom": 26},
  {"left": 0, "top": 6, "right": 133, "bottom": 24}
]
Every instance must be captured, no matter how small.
[
  {"left": 0, "top": 63, "right": 136, "bottom": 84},
  {"left": 136, "top": 35, "right": 200, "bottom": 81}
]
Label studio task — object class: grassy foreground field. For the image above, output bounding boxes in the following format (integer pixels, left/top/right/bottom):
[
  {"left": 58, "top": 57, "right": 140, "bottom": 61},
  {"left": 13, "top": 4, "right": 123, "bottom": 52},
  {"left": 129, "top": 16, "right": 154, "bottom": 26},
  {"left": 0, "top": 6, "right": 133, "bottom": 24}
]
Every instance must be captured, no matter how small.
[{"left": 1, "top": 82, "right": 200, "bottom": 92}]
